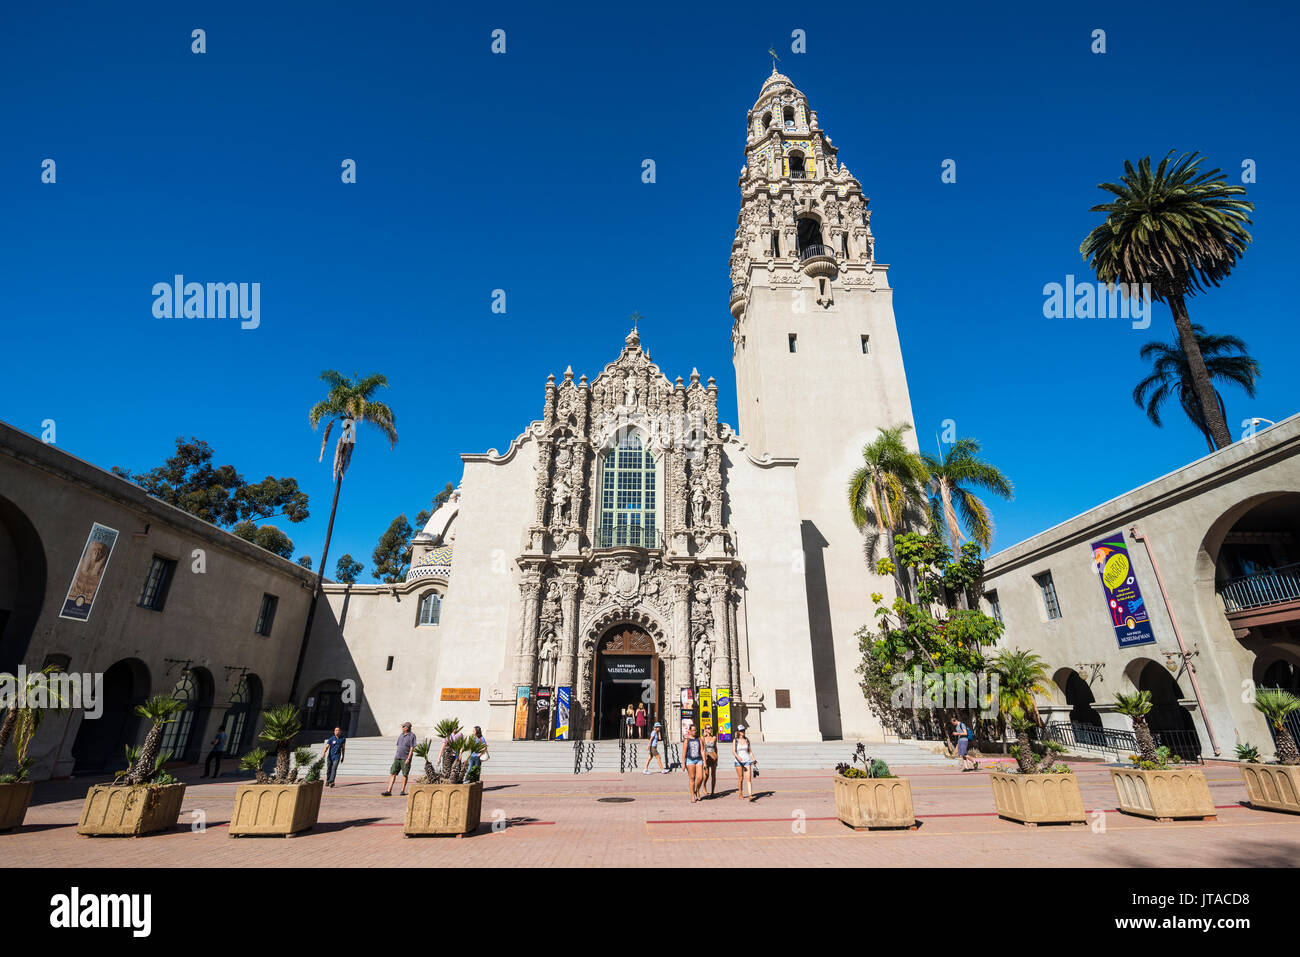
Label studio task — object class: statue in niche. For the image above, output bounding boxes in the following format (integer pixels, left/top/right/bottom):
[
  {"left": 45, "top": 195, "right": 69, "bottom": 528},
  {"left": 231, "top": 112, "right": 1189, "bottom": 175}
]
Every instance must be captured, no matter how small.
[
  {"left": 690, "top": 480, "right": 707, "bottom": 527},
  {"left": 539, "top": 633, "right": 559, "bottom": 687},
  {"left": 624, "top": 374, "right": 637, "bottom": 408},
  {"left": 551, "top": 475, "right": 571, "bottom": 524},
  {"left": 694, "top": 638, "right": 713, "bottom": 688}
]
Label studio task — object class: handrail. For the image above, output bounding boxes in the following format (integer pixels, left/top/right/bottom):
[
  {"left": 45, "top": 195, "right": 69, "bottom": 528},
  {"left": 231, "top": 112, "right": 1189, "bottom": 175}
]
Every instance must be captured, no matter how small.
[
  {"left": 1218, "top": 561, "right": 1300, "bottom": 612},
  {"left": 799, "top": 244, "right": 833, "bottom": 261}
]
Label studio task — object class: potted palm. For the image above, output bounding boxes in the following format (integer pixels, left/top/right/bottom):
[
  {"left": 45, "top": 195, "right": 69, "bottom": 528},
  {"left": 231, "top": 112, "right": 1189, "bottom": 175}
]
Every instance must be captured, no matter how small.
[
  {"left": 1, "top": 664, "right": 66, "bottom": 832},
  {"left": 833, "top": 743, "right": 915, "bottom": 830},
  {"left": 986, "top": 650, "right": 1085, "bottom": 827},
  {"left": 1238, "top": 689, "right": 1300, "bottom": 814},
  {"left": 78, "top": 696, "right": 188, "bottom": 837},
  {"left": 1109, "top": 690, "right": 1215, "bottom": 821},
  {"left": 229, "top": 704, "right": 325, "bottom": 837},
  {"left": 404, "top": 718, "right": 485, "bottom": 837}
]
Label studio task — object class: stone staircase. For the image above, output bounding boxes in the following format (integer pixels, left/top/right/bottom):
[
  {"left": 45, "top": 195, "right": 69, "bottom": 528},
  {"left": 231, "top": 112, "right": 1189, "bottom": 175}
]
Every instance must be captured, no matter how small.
[{"left": 304, "top": 736, "right": 956, "bottom": 776}]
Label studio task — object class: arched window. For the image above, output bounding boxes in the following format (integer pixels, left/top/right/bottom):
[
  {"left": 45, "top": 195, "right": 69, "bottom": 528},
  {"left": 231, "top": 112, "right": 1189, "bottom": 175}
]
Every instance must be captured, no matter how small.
[
  {"left": 418, "top": 591, "right": 442, "bottom": 626},
  {"left": 762, "top": 111, "right": 772, "bottom": 129},
  {"left": 783, "top": 106, "right": 795, "bottom": 128},
  {"left": 598, "top": 431, "right": 660, "bottom": 548},
  {"left": 159, "top": 670, "right": 197, "bottom": 761}
]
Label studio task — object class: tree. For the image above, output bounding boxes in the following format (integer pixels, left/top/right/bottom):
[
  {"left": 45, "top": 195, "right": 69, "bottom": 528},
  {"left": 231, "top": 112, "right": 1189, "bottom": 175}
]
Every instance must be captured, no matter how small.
[
  {"left": 124, "top": 695, "right": 186, "bottom": 786},
  {"left": 334, "top": 553, "right": 363, "bottom": 584},
  {"left": 297, "top": 556, "right": 313, "bottom": 570},
  {"left": 990, "top": 649, "right": 1051, "bottom": 773},
  {"left": 921, "top": 436, "right": 1013, "bottom": 558},
  {"left": 291, "top": 372, "right": 398, "bottom": 701},
  {"left": 1114, "top": 690, "right": 1159, "bottom": 765},
  {"left": 848, "top": 423, "right": 929, "bottom": 568},
  {"left": 415, "top": 482, "right": 456, "bottom": 528},
  {"left": 372, "top": 515, "right": 413, "bottom": 584},
  {"left": 232, "top": 521, "right": 294, "bottom": 559},
  {"left": 1253, "top": 689, "right": 1300, "bottom": 765},
  {"left": 1133, "top": 324, "right": 1261, "bottom": 452},
  {"left": 1081, "top": 151, "right": 1254, "bottom": 450}
]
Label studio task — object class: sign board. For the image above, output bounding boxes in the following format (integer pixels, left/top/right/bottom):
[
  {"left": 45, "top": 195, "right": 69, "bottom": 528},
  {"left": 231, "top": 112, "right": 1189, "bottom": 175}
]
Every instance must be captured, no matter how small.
[
  {"left": 555, "top": 686, "right": 571, "bottom": 740},
  {"left": 1090, "top": 532, "right": 1157, "bottom": 648},
  {"left": 716, "top": 687, "right": 732, "bottom": 742},
  {"left": 698, "top": 688, "right": 714, "bottom": 735},
  {"left": 513, "top": 685, "right": 531, "bottom": 740},
  {"left": 440, "top": 688, "right": 481, "bottom": 701},
  {"left": 600, "top": 656, "right": 652, "bottom": 682},
  {"left": 534, "top": 687, "right": 553, "bottom": 740},
  {"left": 680, "top": 687, "right": 695, "bottom": 741},
  {"left": 60, "top": 523, "right": 119, "bottom": 622}
]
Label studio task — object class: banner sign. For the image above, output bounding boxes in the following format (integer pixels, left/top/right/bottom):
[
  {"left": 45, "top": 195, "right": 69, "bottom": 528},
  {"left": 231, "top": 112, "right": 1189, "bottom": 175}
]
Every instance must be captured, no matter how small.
[
  {"left": 440, "top": 687, "right": 480, "bottom": 701},
  {"left": 534, "top": 687, "right": 553, "bottom": 740},
  {"left": 600, "top": 656, "right": 652, "bottom": 682},
  {"left": 60, "top": 523, "right": 119, "bottom": 622},
  {"left": 513, "top": 685, "right": 531, "bottom": 740},
  {"left": 698, "top": 688, "right": 713, "bottom": 736},
  {"left": 1090, "top": 532, "right": 1157, "bottom": 648},
  {"left": 715, "top": 688, "right": 732, "bottom": 742},
  {"left": 680, "top": 687, "right": 694, "bottom": 741},
  {"left": 555, "top": 686, "right": 571, "bottom": 740}
]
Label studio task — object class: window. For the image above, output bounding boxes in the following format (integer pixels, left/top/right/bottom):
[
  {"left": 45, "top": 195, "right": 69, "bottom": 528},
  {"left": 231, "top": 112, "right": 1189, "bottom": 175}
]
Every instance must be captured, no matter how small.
[
  {"left": 861, "top": 335, "right": 870, "bottom": 355},
  {"left": 762, "top": 111, "right": 772, "bottom": 129},
  {"left": 255, "top": 593, "right": 278, "bottom": 636},
  {"left": 139, "top": 556, "right": 177, "bottom": 611},
  {"left": 418, "top": 592, "right": 442, "bottom": 626},
  {"left": 783, "top": 106, "right": 795, "bottom": 127},
  {"left": 985, "top": 590, "right": 1003, "bottom": 624},
  {"left": 788, "top": 334, "right": 797, "bottom": 353},
  {"left": 386, "top": 656, "right": 394, "bottom": 671},
  {"left": 1034, "top": 572, "right": 1061, "bottom": 620},
  {"left": 597, "top": 431, "right": 660, "bottom": 548},
  {"left": 159, "top": 670, "right": 197, "bottom": 760}
]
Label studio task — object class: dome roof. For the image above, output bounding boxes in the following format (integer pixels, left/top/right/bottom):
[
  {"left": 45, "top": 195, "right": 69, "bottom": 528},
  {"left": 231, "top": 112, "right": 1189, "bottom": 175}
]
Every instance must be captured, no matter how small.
[{"left": 406, "top": 543, "right": 452, "bottom": 583}]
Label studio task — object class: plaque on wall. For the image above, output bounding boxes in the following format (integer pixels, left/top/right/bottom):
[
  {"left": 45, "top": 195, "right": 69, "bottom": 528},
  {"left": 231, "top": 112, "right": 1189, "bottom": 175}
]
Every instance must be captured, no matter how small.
[{"left": 441, "top": 688, "right": 481, "bottom": 701}]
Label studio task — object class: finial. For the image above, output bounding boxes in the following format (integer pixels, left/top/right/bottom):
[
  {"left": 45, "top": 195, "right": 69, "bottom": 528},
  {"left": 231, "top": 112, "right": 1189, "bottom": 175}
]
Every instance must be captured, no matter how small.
[
  {"left": 768, "top": 46, "right": 780, "bottom": 72},
  {"left": 563, "top": 365, "right": 573, "bottom": 382}
]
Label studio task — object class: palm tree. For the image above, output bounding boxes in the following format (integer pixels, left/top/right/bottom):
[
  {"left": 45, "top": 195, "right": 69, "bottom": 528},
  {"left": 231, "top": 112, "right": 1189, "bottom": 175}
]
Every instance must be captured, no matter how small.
[
  {"left": 1133, "top": 324, "right": 1260, "bottom": 452},
  {"left": 290, "top": 372, "right": 399, "bottom": 701},
  {"left": 0, "top": 664, "right": 63, "bottom": 758},
  {"left": 1253, "top": 689, "right": 1300, "bottom": 765},
  {"left": 434, "top": 718, "right": 463, "bottom": 780},
  {"left": 258, "top": 704, "right": 303, "bottom": 783},
  {"left": 991, "top": 649, "right": 1051, "bottom": 773},
  {"left": 848, "top": 423, "right": 929, "bottom": 570},
  {"left": 126, "top": 695, "right": 186, "bottom": 786},
  {"left": 1114, "top": 690, "right": 1159, "bottom": 764},
  {"left": 1081, "top": 151, "right": 1253, "bottom": 451},
  {"left": 921, "top": 436, "right": 1013, "bottom": 556}
]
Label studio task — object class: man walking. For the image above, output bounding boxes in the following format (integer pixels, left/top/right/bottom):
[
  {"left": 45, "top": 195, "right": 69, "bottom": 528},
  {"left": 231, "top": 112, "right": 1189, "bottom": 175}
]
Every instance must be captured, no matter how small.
[
  {"left": 321, "top": 726, "right": 346, "bottom": 788},
  {"left": 951, "top": 716, "right": 978, "bottom": 771},
  {"left": 200, "top": 726, "right": 228, "bottom": 778},
  {"left": 383, "top": 721, "right": 417, "bottom": 796}
]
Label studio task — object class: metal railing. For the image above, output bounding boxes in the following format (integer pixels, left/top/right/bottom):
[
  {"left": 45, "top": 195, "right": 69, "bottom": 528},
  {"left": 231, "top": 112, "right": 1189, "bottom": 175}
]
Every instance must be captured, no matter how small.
[
  {"left": 1218, "top": 562, "right": 1300, "bottom": 612},
  {"left": 799, "top": 244, "right": 834, "bottom": 261},
  {"left": 594, "top": 526, "right": 664, "bottom": 550},
  {"left": 1040, "top": 722, "right": 1204, "bottom": 763},
  {"left": 729, "top": 283, "right": 746, "bottom": 303}
]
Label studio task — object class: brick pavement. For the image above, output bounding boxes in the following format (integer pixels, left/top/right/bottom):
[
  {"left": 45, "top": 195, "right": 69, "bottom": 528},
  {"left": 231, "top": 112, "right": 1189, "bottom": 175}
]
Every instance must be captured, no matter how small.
[{"left": 5, "top": 761, "right": 1298, "bottom": 867}]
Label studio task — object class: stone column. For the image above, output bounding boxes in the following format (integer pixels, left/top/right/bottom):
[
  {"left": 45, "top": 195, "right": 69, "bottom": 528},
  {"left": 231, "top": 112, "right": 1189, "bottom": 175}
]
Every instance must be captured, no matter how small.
[
  {"left": 514, "top": 570, "right": 543, "bottom": 688},
  {"left": 557, "top": 569, "right": 580, "bottom": 690},
  {"left": 709, "top": 571, "right": 730, "bottom": 690}
]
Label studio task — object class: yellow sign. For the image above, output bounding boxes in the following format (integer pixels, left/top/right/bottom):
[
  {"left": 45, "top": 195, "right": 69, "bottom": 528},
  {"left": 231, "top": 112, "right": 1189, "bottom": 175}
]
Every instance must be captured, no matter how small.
[{"left": 440, "top": 688, "right": 480, "bottom": 701}]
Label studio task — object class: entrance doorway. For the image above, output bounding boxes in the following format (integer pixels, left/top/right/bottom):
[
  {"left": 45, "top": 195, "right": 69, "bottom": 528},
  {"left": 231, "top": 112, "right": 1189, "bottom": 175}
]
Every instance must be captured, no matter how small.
[{"left": 592, "top": 626, "right": 660, "bottom": 740}]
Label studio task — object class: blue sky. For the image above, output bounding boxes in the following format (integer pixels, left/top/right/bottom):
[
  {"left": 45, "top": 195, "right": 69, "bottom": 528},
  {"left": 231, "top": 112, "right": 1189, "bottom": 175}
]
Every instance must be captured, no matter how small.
[{"left": 3, "top": 1, "right": 1298, "bottom": 577}]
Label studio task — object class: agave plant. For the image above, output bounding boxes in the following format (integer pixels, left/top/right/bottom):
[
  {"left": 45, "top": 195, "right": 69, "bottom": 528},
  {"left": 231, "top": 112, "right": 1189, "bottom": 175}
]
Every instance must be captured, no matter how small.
[
  {"left": 1114, "top": 690, "right": 1159, "bottom": 765},
  {"left": 447, "top": 736, "right": 486, "bottom": 785},
  {"left": 413, "top": 739, "right": 439, "bottom": 783},
  {"left": 1235, "top": 742, "right": 1260, "bottom": 764},
  {"left": 1254, "top": 690, "right": 1300, "bottom": 765},
  {"left": 120, "top": 695, "right": 186, "bottom": 786},
  {"left": 258, "top": 704, "right": 304, "bottom": 783}
]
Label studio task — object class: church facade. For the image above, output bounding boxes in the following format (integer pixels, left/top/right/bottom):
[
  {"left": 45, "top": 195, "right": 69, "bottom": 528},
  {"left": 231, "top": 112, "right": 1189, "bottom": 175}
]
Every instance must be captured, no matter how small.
[{"left": 299, "top": 69, "right": 920, "bottom": 742}]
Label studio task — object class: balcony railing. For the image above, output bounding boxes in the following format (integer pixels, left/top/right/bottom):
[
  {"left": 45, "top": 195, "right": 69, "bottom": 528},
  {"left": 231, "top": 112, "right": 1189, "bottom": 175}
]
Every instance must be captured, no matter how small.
[
  {"left": 799, "top": 244, "right": 834, "bottom": 261},
  {"left": 594, "top": 526, "right": 664, "bottom": 550},
  {"left": 1040, "top": 722, "right": 1204, "bottom": 763},
  {"left": 1218, "top": 561, "right": 1300, "bottom": 612}
]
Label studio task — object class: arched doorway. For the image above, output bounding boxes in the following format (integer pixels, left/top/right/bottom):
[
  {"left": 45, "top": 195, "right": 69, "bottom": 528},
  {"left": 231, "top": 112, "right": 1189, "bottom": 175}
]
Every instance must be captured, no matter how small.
[
  {"left": 1137, "top": 660, "right": 1202, "bottom": 759},
  {"left": 306, "top": 680, "right": 345, "bottom": 733},
  {"left": 0, "top": 494, "right": 47, "bottom": 674},
  {"left": 221, "top": 673, "right": 263, "bottom": 757},
  {"left": 159, "top": 667, "right": 214, "bottom": 764},
  {"left": 592, "top": 626, "right": 660, "bottom": 740},
  {"left": 71, "top": 658, "right": 149, "bottom": 774}
]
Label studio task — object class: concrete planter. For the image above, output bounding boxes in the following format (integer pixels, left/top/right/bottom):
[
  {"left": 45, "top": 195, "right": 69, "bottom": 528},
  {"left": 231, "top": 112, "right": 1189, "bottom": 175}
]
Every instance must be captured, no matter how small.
[
  {"left": 832, "top": 773, "right": 916, "bottom": 830},
  {"left": 1239, "top": 761, "right": 1300, "bottom": 814},
  {"left": 77, "top": 783, "right": 187, "bottom": 837},
  {"left": 990, "top": 771, "right": 1087, "bottom": 826},
  {"left": 229, "top": 780, "right": 323, "bottom": 837},
  {"left": 1110, "top": 766, "right": 1216, "bottom": 821},
  {"left": 404, "top": 781, "right": 483, "bottom": 836},
  {"left": 0, "top": 781, "right": 34, "bottom": 832}
]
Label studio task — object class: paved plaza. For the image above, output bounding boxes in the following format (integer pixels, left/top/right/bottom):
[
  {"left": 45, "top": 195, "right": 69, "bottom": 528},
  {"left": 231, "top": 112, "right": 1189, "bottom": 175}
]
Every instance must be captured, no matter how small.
[{"left": 6, "top": 760, "right": 1299, "bottom": 867}]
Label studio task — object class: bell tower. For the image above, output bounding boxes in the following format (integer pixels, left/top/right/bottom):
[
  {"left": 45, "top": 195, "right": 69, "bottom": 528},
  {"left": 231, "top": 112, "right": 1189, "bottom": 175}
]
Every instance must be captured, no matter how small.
[{"left": 729, "top": 67, "right": 920, "bottom": 739}]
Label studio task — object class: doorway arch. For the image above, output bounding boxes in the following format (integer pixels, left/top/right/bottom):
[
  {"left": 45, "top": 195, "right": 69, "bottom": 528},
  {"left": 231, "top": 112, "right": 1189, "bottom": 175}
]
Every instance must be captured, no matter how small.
[
  {"left": 1136, "top": 659, "right": 1201, "bottom": 758},
  {"left": 592, "top": 625, "right": 660, "bottom": 740},
  {"left": 0, "top": 494, "right": 47, "bottom": 673},
  {"left": 71, "top": 657, "right": 149, "bottom": 773},
  {"left": 221, "top": 673, "right": 263, "bottom": 756}
]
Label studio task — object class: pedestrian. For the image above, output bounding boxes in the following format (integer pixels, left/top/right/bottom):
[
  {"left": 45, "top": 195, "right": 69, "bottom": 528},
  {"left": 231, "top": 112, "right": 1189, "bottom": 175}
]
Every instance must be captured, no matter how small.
[
  {"left": 635, "top": 703, "right": 647, "bottom": 739},
  {"left": 951, "top": 716, "right": 978, "bottom": 771},
  {"left": 383, "top": 721, "right": 417, "bottom": 796},
  {"left": 625, "top": 704, "right": 635, "bottom": 739},
  {"left": 642, "top": 721, "right": 668, "bottom": 774},
  {"left": 320, "top": 725, "right": 346, "bottom": 787},
  {"left": 701, "top": 724, "right": 718, "bottom": 797},
  {"left": 733, "top": 724, "right": 757, "bottom": 801},
  {"left": 200, "top": 726, "right": 228, "bottom": 778},
  {"left": 467, "top": 725, "right": 489, "bottom": 779},
  {"left": 683, "top": 723, "right": 705, "bottom": 801}
]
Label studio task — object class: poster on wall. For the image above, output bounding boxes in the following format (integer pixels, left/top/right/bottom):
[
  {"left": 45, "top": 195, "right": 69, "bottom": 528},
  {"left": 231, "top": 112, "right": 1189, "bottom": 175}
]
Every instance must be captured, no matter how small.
[
  {"left": 1090, "top": 532, "right": 1157, "bottom": 649},
  {"left": 534, "top": 687, "right": 553, "bottom": 741},
  {"left": 680, "top": 687, "right": 694, "bottom": 741},
  {"left": 513, "top": 685, "right": 531, "bottom": 740},
  {"left": 59, "top": 523, "right": 119, "bottom": 622},
  {"left": 554, "top": 686, "right": 571, "bottom": 740},
  {"left": 698, "top": 688, "right": 713, "bottom": 736},
  {"left": 715, "top": 688, "right": 732, "bottom": 742}
]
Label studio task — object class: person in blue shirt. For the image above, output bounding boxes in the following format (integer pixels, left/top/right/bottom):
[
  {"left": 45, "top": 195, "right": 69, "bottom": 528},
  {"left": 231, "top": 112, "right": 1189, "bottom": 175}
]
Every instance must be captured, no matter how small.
[
  {"left": 200, "top": 727, "right": 228, "bottom": 778},
  {"left": 320, "top": 726, "right": 346, "bottom": 788}
]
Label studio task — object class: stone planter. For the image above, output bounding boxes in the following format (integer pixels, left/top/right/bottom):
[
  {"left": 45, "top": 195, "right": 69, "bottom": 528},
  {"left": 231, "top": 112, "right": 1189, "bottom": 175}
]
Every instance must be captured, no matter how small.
[
  {"left": 1238, "top": 761, "right": 1300, "bottom": 815},
  {"left": 1110, "top": 766, "right": 1216, "bottom": 821},
  {"left": 77, "top": 783, "right": 187, "bottom": 837},
  {"left": 990, "top": 771, "right": 1087, "bottom": 826},
  {"left": 404, "top": 781, "right": 483, "bottom": 836},
  {"left": 229, "top": 780, "right": 323, "bottom": 837},
  {"left": 0, "top": 781, "right": 34, "bottom": 833},
  {"left": 832, "top": 773, "right": 916, "bottom": 830}
]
